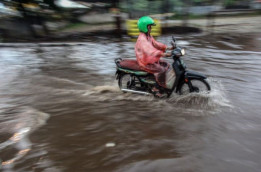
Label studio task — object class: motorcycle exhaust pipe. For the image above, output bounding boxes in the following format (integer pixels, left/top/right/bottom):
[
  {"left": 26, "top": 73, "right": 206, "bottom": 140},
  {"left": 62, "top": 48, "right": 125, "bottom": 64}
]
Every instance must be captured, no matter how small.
[{"left": 121, "top": 89, "right": 152, "bottom": 96}]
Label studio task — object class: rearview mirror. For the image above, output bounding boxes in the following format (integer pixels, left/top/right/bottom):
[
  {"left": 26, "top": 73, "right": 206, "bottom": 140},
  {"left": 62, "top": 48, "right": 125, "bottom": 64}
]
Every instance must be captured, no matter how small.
[{"left": 172, "top": 36, "right": 176, "bottom": 42}]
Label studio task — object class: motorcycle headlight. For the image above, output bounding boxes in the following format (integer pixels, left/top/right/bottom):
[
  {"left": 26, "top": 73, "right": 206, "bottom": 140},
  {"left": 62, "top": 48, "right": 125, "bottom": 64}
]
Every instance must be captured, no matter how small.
[{"left": 181, "top": 49, "right": 185, "bottom": 56}]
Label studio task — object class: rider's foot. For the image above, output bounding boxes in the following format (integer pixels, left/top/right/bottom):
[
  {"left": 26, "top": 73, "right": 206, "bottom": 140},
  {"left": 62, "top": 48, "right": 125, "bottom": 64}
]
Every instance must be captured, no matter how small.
[
  {"left": 152, "top": 86, "right": 167, "bottom": 98},
  {"left": 152, "top": 87, "right": 159, "bottom": 92},
  {"left": 155, "top": 92, "right": 167, "bottom": 98}
]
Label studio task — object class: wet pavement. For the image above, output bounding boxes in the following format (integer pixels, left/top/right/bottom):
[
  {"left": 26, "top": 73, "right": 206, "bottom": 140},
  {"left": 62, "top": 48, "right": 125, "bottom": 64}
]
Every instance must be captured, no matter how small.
[{"left": 0, "top": 33, "right": 261, "bottom": 172}]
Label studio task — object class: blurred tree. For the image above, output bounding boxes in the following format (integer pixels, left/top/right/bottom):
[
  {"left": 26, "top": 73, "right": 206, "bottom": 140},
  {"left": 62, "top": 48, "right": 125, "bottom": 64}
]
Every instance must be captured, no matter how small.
[
  {"left": 224, "top": 0, "right": 235, "bottom": 6},
  {"left": 224, "top": 0, "right": 251, "bottom": 9},
  {"left": 1, "top": 0, "right": 58, "bottom": 38},
  {"left": 192, "top": 0, "right": 216, "bottom": 5},
  {"left": 43, "top": 0, "right": 58, "bottom": 9}
]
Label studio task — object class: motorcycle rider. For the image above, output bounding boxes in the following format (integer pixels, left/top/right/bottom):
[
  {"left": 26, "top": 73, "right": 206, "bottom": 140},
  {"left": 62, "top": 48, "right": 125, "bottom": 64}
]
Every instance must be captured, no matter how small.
[{"left": 135, "top": 16, "right": 174, "bottom": 93}]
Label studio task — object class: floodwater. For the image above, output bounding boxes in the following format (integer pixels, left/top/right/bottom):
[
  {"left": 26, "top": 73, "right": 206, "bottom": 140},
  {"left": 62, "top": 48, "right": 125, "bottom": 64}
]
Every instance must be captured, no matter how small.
[{"left": 0, "top": 33, "right": 261, "bottom": 172}]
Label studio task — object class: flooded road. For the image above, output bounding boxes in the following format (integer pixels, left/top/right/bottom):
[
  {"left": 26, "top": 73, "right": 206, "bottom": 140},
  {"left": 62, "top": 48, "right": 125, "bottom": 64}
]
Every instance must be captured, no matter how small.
[{"left": 0, "top": 33, "right": 261, "bottom": 172}]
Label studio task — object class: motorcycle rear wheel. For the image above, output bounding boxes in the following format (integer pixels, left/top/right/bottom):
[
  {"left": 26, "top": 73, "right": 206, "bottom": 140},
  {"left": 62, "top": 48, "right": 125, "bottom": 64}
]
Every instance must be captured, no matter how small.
[
  {"left": 118, "top": 74, "right": 133, "bottom": 90},
  {"left": 179, "top": 79, "right": 210, "bottom": 95}
]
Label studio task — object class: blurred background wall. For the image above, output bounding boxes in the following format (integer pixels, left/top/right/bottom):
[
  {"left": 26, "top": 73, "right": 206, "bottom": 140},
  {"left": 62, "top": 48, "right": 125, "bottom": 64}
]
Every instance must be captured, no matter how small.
[{"left": 0, "top": 0, "right": 260, "bottom": 41}]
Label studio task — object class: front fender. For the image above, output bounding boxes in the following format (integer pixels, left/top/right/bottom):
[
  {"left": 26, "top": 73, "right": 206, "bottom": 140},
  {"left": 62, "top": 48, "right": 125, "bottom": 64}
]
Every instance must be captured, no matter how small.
[
  {"left": 175, "top": 71, "right": 208, "bottom": 93},
  {"left": 185, "top": 71, "right": 207, "bottom": 80}
]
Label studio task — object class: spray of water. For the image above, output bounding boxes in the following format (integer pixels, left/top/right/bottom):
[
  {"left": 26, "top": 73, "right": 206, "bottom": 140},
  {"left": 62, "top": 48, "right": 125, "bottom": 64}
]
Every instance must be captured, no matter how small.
[
  {"left": 81, "top": 78, "right": 232, "bottom": 111},
  {"left": 0, "top": 107, "right": 50, "bottom": 171}
]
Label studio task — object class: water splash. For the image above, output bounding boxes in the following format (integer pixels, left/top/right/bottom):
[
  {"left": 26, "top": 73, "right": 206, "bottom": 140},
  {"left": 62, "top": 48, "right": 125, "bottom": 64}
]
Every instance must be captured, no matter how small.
[
  {"left": 92, "top": 85, "right": 121, "bottom": 94},
  {"left": 167, "top": 78, "right": 232, "bottom": 111},
  {"left": 81, "top": 78, "right": 232, "bottom": 111},
  {"left": 0, "top": 107, "right": 50, "bottom": 171}
]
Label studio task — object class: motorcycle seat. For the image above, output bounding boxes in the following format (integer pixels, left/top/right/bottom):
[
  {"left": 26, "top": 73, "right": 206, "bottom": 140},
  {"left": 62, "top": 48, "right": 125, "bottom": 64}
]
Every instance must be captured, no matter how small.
[
  {"left": 118, "top": 59, "right": 144, "bottom": 71},
  {"left": 115, "top": 58, "right": 149, "bottom": 76}
]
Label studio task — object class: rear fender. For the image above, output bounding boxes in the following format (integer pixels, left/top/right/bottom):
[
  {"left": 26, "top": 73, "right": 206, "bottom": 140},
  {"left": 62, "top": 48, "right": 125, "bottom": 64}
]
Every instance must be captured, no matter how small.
[{"left": 115, "top": 70, "right": 121, "bottom": 80}]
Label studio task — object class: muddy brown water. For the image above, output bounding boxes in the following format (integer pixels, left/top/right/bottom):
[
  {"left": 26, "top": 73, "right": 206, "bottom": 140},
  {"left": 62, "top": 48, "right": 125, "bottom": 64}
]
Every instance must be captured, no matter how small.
[{"left": 0, "top": 33, "right": 261, "bottom": 172}]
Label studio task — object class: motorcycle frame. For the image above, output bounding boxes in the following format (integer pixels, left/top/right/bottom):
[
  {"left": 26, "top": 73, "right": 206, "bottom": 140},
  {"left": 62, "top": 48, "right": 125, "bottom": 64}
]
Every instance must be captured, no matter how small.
[{"left": 115, "top": 55, "right": 207, "bottom": 97}]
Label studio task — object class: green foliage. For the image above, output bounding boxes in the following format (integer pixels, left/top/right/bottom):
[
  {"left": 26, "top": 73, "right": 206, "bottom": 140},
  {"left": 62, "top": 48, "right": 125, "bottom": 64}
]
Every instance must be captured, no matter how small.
[
  {"left": 2, "top": 0, "right": 58, "bottom": 10},
  {"left": 147, "top": 1, "right": 160, "bottom": 13},
  {"left": 133, "top": 0, "right": 149, "bottom": 10},
  {"left": 224, "top": 0, "right": 236, "bottom": 6}
]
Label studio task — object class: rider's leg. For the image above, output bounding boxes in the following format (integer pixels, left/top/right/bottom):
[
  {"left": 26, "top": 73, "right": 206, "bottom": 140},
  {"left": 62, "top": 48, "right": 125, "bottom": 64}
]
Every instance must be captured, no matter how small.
[
  {"left": 141, "top": 63, "right": 168, "bottom": 94},
  {"left": 153, "top": 64, "right": 167, "bottom": 88}
]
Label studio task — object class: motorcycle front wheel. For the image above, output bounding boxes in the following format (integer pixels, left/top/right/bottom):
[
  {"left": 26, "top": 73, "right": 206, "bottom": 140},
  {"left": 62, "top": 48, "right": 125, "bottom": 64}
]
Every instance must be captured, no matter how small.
[{"left": 179, "top": 79, "right": 211, "bottom": 95}]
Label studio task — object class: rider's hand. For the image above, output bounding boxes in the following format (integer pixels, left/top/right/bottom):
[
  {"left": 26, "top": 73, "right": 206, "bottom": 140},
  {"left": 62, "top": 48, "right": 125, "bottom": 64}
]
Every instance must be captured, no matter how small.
[
  {"left": 167, "top": 46, "right": 174, "bottom": 51},
  {"left": 163, "top": 52, "right": 172, "bottom": 57},
  {"left": 171, "top": 41, "right": 176, "bottom": 49},
  {"left": 167, "top": 42, "right": 176, "bottom": 51}
]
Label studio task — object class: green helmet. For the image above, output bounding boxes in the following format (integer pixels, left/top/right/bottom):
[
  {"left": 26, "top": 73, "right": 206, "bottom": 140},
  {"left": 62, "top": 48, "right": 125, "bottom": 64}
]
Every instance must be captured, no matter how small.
[{"left": 137, "top": 16, "right": 155, "bottom": 33}]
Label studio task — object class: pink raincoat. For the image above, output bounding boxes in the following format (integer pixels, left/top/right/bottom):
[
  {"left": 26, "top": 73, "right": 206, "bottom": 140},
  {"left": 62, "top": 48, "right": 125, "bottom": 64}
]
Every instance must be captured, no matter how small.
[{"left": 135, "top": 33, "right": 169, "bottom": 87}]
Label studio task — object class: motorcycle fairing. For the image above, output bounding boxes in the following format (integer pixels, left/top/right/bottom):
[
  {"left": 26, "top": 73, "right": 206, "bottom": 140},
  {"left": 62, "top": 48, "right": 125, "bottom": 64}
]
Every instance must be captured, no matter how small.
[
  {"left": 165, "top": 66, "right": 176, "bottom": 89},
  {"left": 140, "top": 78, "right": 156, "bottom": 84}
]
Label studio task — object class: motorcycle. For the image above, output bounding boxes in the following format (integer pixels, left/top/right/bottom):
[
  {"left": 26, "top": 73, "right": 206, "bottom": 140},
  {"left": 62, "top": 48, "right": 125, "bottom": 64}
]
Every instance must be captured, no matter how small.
[{"left": 114, "top": 37, "right": 211, "bottom": 98}]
